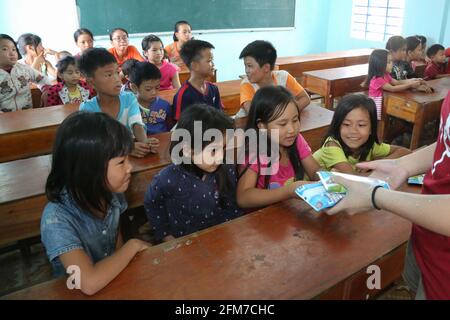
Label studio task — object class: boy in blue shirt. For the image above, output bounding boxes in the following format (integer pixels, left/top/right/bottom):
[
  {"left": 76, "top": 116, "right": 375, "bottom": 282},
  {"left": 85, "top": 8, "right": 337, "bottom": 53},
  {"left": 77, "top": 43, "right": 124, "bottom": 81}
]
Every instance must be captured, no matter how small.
[
  {"left": 78, "top": 48, "right": 159, "bottom": 158},
  {"left": 129, "top": 61, "right": 174, "bottom": 134},
  {"left": 172, "top": 40, "right": 223, "bottom": 121}
]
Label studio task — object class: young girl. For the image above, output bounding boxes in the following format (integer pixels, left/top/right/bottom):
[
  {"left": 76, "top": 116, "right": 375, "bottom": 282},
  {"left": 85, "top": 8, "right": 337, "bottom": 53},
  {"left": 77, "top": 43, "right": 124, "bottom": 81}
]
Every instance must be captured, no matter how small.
[
  {"left": 406, "top": 36, "right": 423, "bottom": 77},
  {"left": 74, "top": 28, "right": 94, "bottom": 58},
  {"left": 142, "top": 34, "right": 181, "bottom": 90},
  {"left": 236, "top": 86, "right": 321, "bottom": 209},
  {"left": 17, "top": 33, "right": 57, "bottom": 80},
  {"left": 313, "top": 94, "right": 410, "bottom": 174},
  {"left": 0, "top": 34, "right": 51, "bottom": 112},
  {"left": 164, "top": 21, "right": 193, "bottom": 69},
  {"left": 365, "top": 49, "right": 428, "bottom": 120},
  {"left": 108, "top": 28, "right": 144, "bottom": 67},
  {"left": 42, "top": 56, "right": 95, "bottom": 107},
  {"left": 129, "top": 61, "right": 174, "bottom": 134},
  {"left": 41, "top": 111, "right": 150, "bottom": 295},
  {"left": 144, "top": 104, "right": 242, "bottom": 243}
]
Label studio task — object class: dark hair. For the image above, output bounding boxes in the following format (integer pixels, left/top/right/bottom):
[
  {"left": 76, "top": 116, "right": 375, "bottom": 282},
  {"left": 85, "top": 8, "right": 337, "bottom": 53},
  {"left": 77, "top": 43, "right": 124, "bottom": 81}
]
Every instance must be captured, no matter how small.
[
  {"left": 0, "top": 34, "right": 22, "bottom": 60},
  {"left": 129, "top": 61, "right": 161, "bottom": 86},
  {"left": 406, "top": 36, "right": 422, "bottom": 54},
  {"left": 109, "top": 28, "right": 128, "bottom": 41},
  {"left": 239, "top": 40, "right": 277, "bottom": 70},
  {"left": 56, "top": 56, "right": 77, "bottom": 74},
  {"left": 179, "top": 39, "right": 214, "bottom": 69},
  {"left": 170, "top": 104, "right": 234, "bottom": 208},
  {"left": 427, "top": 44, "right": 445, "bottom": 58},
  {"left": 73, "top": 28, "right": 94, "bottom": 43},
  {"left": 386, "top": 35, "right": 406, "bottom": 52},
  {"left": 142, "top": 34, "right": 164, "bottom": 52},
  {"left": 173, "top": 20, "right": 191, "bottom": 42},
  {"left": 77, "top": 48, "right": 117, "bottom": 77},
  {"left": 46, "top": 111, "right": 133, "bottom": 214},
  {"left": 240, "top": 86, "right": 304, "bottom": 188},
  {"left": 363, "top": 49, "right": 388, "bottom": 87},
  {"left": 325, "top": 94, "right": 379, "bottom": 161},
  {"left": 416, "top": 35, "right": 427, "bottom": 47},
  {"left": 121, "top": 58, "right": 139, "bottom": 77},
  {"left": 17, "top": 33, "right": 41, "bottom": 56}
]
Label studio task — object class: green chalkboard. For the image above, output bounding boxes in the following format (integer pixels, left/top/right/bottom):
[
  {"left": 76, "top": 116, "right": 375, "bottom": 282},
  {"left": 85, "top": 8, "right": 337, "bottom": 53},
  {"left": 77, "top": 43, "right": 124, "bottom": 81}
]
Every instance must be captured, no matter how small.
[{"left": 76, "top": 0, "right": 296, "bottom": 36}]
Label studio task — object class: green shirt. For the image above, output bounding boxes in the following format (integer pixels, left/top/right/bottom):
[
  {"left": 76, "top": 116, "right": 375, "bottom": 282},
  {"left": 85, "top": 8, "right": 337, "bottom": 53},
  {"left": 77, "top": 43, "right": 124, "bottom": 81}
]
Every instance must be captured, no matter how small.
[{"left": 313, "top": 137, "right": 391, "bottom": 171}]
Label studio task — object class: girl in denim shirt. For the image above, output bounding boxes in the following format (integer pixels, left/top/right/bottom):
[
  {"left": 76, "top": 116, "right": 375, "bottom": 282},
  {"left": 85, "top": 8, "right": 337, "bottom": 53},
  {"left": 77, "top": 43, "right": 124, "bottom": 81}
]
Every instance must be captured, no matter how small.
[{"left": 41, "top": 111, "right": 150, "bottom": 295}]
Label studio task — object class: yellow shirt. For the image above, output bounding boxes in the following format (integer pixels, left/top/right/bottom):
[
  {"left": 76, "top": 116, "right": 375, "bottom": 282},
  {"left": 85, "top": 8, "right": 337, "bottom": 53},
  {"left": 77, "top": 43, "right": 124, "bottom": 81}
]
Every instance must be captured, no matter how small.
[
  {"left": 313, "top": 137, "right": 391, "bottom": 171},
  {"left": 68, "top": 87, "right": 82, "bottom": 103}
]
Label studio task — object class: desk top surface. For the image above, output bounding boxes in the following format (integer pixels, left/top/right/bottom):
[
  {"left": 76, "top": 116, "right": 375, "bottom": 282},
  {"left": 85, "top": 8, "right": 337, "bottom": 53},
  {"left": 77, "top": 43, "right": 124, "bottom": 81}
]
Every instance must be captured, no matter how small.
[
  {"left": 384, "top": 77, "right": 450, "bottom": 104},
  {"left": 303, "top": 64, "right": 368, "bottom": 81},
  {"left": 276, "top": 49, "right": 374, "bottom": 65}
]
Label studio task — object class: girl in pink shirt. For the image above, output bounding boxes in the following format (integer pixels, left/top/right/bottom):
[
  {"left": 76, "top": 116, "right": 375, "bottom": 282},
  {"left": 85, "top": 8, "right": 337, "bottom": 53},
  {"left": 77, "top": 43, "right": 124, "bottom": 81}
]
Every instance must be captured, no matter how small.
[
  {"left": 364, "top": 49, "right": 428, "bottom": 120},
  {"left": 142, "top": 35, "right": 180, "bottom": 91},
  {"left": 237, "top": 86, "right": 321, "bottom": 209}
]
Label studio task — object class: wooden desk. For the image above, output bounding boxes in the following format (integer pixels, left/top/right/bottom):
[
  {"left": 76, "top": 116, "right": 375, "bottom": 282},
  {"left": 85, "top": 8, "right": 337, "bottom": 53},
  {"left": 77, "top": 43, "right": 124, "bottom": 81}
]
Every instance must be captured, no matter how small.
[
  {"left": 0, "top": 108, "right": 331, "bottom": 248},
  {"left": 4, "top": 184, "right": 418, "bottom": 300},
  {"left": 380, "top": 77, "right": 450, "bottom": 150},
  {"left": 178, "top": 67, "right": 217, "bottom": 84},
  {"left": 276, "top": 49, "right": 373, "bottom": 84},
  {"left": 302, "top": 64, "right": 368, "bottom": 108},
  {"left": 0, "top": 80, "right": 241, "bottom": 163}
]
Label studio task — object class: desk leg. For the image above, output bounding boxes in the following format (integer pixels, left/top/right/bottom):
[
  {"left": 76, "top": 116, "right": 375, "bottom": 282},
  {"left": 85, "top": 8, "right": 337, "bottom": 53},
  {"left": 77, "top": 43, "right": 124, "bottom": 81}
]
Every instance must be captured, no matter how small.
[
  {"left": 380, "top": 113, "right": 389, "bottom": 143},
  {"left": 410, "top": 112, "right": 424, "bottom": 150},
  {"left": 324, "top": 84, "right": 333, "bottom": 109}
]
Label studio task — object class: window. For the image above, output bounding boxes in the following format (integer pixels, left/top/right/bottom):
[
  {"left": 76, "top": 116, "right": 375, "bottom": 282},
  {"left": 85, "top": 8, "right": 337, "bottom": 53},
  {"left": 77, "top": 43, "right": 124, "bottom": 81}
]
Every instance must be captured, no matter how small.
[{"left": 351, "top": 0, "right": 405, "bottom": 41}]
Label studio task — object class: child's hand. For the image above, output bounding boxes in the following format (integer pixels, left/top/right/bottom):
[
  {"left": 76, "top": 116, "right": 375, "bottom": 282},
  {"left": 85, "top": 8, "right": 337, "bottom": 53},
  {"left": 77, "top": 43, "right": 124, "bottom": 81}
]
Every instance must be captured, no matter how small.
[
  {"left": 44, "top": 48, "right": 58, "bottom": 56},
  {"left": 129, "top": 239, "right": 151, "bottom": 253},
  {"left": 409, "top": 79, "right": 422, "bottom": 89},
  {"left": 131, "top": 142, "right": 151, "bottom": 158},
  {"left": 31, "top": 52, "right": 46, "bottom": 70},
  {"left": 146, "top": 137, "right": 160, "bottom": 154},
  {"left": 417, "top": 84, "right": 434, "bottom": 93},
  {"left": 289, "top": 180, "right": 311, "bottom": 196}
]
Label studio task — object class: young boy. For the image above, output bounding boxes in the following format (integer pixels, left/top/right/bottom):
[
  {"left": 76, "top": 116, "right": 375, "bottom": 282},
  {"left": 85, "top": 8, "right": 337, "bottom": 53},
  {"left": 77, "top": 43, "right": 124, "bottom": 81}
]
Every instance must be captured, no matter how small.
[
  {"left": 237, "top": 40, "right": 310, "bottom": 118},
  {"left": 120, "top": 58, "right": 138, "bottom": 93},
  {"left": 424, "top": 44, "right": 450, "bottom": 80},
  {"left": 129, "top": 61, "right": 174, "bottom": 134},
  {"left": 172, "top": 39, "right": 222, "bottom": 121},
  {"left": 78, "top": 48, "right": 159, "bottom": 158}
]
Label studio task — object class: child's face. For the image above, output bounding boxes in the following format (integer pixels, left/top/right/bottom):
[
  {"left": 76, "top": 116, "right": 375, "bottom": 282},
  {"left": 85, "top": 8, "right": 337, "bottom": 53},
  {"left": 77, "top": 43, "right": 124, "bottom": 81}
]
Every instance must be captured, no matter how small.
[
  {"left": 262, "top": 102, "right": 301, "bottom": 148},
  {"left": 390, "top": 45, "right": 407, "bottom": 61},
  {"left": 192, "top": 48, "right": 215, "bottom": 77},
  {"left": 432, "top": 50, "right": 447, "bottom": 64},
  {"left": 244, "top": 56, "right": 269, "bottom": 83},
  {"left": 144, "top": 41, "right": 164, "bottom": 64},
  {"left": 0, "top": 39, "right": 19, "bottom": 68},
  {"left": 107, "top": 155, "right": 133, "bottom": 193},
  {"left": 191, "top": 135, "right": 226, "bottom": 173},
  {"left": 76, "top": 34, "right": 94, "bottom": 52},
  {"left": 60, "top": 64, "right": 81, "bottom": 86},
  {"left": 111, "top": 30, "right": 129, "bottom": 51},
  {"left": 386, "top": 54, "right": 393, "bottom": 73},
  {"left": 89, "top": 63, "right": 122, "bottom": 97},
  {"left": 340, "top": 107, "right": 371, "bottom": 153},
  {"left": 175, "top": 24, "right": 192, "bottom": 44},
  {"left": 135, "top": 79, "right": 160, "bottom": 103},
  {"left": 409, "top": 45, "right": 423, "bottom": 61},
  {"left": 28, "top": 42, "right": 45, "bottom": 58}
]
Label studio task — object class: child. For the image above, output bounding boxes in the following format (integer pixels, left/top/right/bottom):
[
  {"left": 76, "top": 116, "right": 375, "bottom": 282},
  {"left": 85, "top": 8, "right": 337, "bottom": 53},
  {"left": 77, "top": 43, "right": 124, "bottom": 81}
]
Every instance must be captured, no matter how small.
[
  {"left": 17, "top": 33, "right": 57, "bottom": 80},
  {"left": 144, "top": 104, "right": 242, "bottom": 243},
  {"left": 313, "top": 94, "right": 410, "bottom": 174},
  {"left": 41, "top": 111, "right": 150, "bottom": 295},
  {"left": 386, "top": 35, "right": 417, "bottom": 80},
  {"left": 236, "top": 86, "right": 321, "bottom": 209},
  {"left": 78, "top": 48, "right": 158, "bottom": 158},
  {"left": 406, "top": 36, "right": 423, "bottom": 76},
  {"left": 424, "top": 44, "right": 450, "bottom": 80},
  {"left": 108, "top": 28, "right": 144, "bottom": 67},
  {"left": 142, "top": 34, "right": 181, "bottom": 90},
  {"left": 120, "top": 58, "right": 138, "bottom": 93},
  {"left": 129, "top": 61, "right": 174, "bottom": 134},
  {"left": 42, "top": 56, "right": 95, "bottom": 107},
  {"left": 237, "top": 40, "right": 310, "bottom": 118},
  {"left": 365, "top": 49, "right": 427, "bottom": 120},
  {"left": 172, "top": 40, "right": 222, "bottom": 121},
  {"left": 0, "top": 34, "right": 51, "bottom": 112},
  {"left": 164, "top": 21, "right": 193, "bottom": 69},
  {"left": 74, "top": 28, "right": 94, "bottom": 58}
]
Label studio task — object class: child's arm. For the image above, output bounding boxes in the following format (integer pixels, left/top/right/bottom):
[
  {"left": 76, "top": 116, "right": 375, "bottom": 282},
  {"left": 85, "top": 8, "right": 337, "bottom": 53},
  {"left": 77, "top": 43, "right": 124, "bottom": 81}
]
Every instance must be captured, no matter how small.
[
  {"left": 236, "top": 167, "right": 307, "bottom": 208},
  {"left": 172, "top": 72, "right": 181, "bottom": 89},
  {"left": 59, "top": 238, "right": 150, "bottom": 296},
  {"left": 381, "top": 145, "right": 412, "bottom": 160},
  {"left": 301, "top": 155, "right": 321, "bottom": 180},
  {"left": 383, "top": 79, "right": 420, "bottom": 92},
  {"left": 294, "top": 90, "right": 311, "bottom": 112},
  {"left": 242, "top": 101, "right": 251, "bottom": 114}
]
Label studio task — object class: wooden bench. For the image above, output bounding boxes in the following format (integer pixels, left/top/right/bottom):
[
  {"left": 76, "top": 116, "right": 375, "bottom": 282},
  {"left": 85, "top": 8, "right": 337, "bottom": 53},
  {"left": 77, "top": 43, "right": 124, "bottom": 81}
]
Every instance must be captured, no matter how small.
[
  {"left": 380, "top": 77, "right": 450, "bottom": 150},
  {"left": 276, "top": 48, "right": 373, "bottom": 85},
  {"left": 0, "top": 80, "right": 241, "bottom": 163},
  {"left": 3, "top": 183, "right": 419, "bottom": 300},
  {"left": 0, "top": 105, "right": 333, "bottom": 248}
]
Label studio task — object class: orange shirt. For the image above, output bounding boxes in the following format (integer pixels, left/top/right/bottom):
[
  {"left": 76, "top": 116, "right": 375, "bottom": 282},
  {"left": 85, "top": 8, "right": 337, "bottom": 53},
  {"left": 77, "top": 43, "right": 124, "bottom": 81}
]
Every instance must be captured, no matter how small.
[
  {"left": 164, "top": 42, "right": 186, "bottom": 69},
  {"left": 108, "top": 45, "right": 144, "bottom": 66}
]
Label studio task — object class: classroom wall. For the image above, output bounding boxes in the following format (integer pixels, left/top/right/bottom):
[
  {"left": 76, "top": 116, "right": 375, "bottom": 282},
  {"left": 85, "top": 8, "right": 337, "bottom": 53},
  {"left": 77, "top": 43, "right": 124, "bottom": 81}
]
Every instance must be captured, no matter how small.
[
  {"left": 0, "top": 0, "right": 330, "bottom": 81},
  {"left": 326, "top": 0, "right": 450, "bottom": 51}
]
